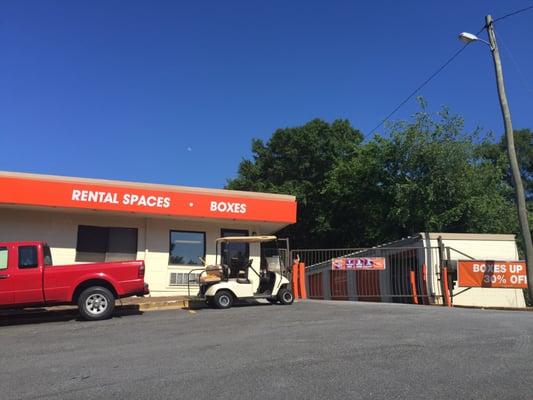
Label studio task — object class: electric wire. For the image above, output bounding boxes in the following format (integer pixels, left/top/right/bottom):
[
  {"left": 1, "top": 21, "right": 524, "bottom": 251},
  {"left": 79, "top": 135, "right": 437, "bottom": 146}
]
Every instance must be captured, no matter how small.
[
  {"left": 498, "top": 32, "right": 533, "bottom": 98},
  {"left": 493, "top": 4, "right": 533, "bottom": 23},
  {"left": 368, "top": 25, "right": 485, "bottom": 136},
  {"left": 368, "top": 4, "right": 533, "bottom": 136}
]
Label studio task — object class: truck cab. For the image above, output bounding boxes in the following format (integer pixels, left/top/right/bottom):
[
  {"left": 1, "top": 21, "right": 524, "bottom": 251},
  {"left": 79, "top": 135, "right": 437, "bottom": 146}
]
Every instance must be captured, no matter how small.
[{"left": 0, "top": 241, "right": 51, "bottom": 306}]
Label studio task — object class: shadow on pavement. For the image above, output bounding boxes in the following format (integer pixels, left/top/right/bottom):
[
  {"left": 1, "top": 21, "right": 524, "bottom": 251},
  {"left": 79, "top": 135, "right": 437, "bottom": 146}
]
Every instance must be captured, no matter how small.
[
  {"left": 186, "top": 299, "right": 274, "bottom": 311},
  {"left": 0, "top": 306, "right": 144, "bottom": 327}
]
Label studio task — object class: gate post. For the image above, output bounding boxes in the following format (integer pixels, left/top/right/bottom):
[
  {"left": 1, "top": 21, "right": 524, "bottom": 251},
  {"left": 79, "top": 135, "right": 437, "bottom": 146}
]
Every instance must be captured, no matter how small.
[
  {"left": 347, "top": 270, "right": 357, "bottom": 301},
  {"left": 379, "top": 267, "right": 392, "bottom": 303},
  {"left": 291, "top": 261, "right": 300, "bottom": 299},
  {"left": 442, "top": 266, "right": 452, "bottom": 307},
  {"left": 409, "top": 270, "right": 419, "bottom": 304},
  {"left": 421, "top": 263, "right": 429, "bottom": 305},
  {"left": 304, "top": 266, "right": 311, "bottom": 299},
  {"left": 437, "top": 236, "right": 451, "bottom": 306},
  {"left": 322, "top": 267, "right": 331, "bottom": 300},
  {"left": 299, "top": 262, "right": 307, "bottom": 299}
]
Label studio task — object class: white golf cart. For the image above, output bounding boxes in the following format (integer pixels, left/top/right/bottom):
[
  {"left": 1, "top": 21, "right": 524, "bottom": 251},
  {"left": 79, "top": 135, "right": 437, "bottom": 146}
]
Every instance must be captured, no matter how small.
[{"left": 187, "top": 235, "right": 294, "bottom": 309}]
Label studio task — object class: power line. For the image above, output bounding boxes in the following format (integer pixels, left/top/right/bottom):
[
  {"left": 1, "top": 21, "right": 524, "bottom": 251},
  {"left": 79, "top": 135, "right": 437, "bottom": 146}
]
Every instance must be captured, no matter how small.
[
  {"left": 368, "top": 4, "right": 533, "bottom": 136},
  {"left": 368, "top": 45, "right": 468, "bottom": 135},
  {"left": 368, "top": 26, "right": 485, "bottom": 136},
  {"left": 494, "top": 4, "right": 533, "bottom": 22},
  {"left": 498, "top": 32, "right": 533, "bottom": 98}
]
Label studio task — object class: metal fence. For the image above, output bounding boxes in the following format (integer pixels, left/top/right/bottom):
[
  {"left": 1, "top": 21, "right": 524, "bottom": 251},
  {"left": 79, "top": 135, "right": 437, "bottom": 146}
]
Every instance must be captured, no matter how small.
[
  {"left": 291, "top": 248, "right": 362, "bottom": 269},
  {"left": 290, "top": 246, "right": 449, "bottom": 305}
]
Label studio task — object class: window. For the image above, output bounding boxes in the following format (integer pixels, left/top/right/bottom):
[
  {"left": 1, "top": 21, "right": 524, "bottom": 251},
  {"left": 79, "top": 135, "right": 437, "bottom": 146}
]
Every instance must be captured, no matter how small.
[
  {"left": 76, "top": 225, "right": 138, "bottom": 262},
  {"left": 107, "top": 227, "right": 138, "bottom": 261},
  {"left": 0, "top": 247, "right": 7, "bottom": 270},
  {"left": 43, "top": 244, "right": 53, "bottom": 266},
  {"left": 169, "top": 231, "right": 205, "bottom": 266},
  {"left": 18, "top": 246, "right": 38, "bottom": 269}
]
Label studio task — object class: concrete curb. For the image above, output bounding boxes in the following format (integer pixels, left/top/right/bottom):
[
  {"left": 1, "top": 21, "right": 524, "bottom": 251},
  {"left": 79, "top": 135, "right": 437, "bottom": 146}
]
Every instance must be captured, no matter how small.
[
  {"left": 131, "top": 299, "right": 189, "bottom": 311},
  {"left": 452, "top": 304, "right": 533, "bottom": 312},
  {"left": 301, "top": 299, "right": 533, "bottom": 312}
]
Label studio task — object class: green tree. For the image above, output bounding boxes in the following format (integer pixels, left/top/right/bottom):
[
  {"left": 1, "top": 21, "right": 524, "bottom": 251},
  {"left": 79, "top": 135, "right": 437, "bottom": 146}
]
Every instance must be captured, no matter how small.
[
  {"left": 477, "top": 128, "right": 533, "bottom": 262},
  {"left": 226, "top": 119, "right": 363, "bottom": 247},
  {"left": 228, "top": 103, "right": 520, "bottom": 248},
  {"left": 478, "top": 128, "right": 533, "bottom": 200},
  {"left": 324, "top": 105, "right": 517, "bottom": 246}
]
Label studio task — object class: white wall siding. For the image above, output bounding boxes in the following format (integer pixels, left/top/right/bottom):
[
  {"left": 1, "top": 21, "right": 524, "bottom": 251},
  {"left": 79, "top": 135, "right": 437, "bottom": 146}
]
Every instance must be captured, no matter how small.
[{"left": 0, "top": 207, "right": 264, "bottom": 297}]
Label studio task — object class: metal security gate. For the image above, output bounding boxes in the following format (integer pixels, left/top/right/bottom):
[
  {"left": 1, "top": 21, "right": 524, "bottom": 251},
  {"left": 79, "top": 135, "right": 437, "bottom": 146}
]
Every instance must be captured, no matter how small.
[
  {"left": 388, "top": 249, "right": 418, "bottom": 303},
  {"left": 291, "top": 246, "right": 448, "bottom": 305},
  {"left": 356, "top": 270, "right": 381, "bottom": 302},
  {"left": 330, "top": 270, "right": 349, "bottom": 300}
]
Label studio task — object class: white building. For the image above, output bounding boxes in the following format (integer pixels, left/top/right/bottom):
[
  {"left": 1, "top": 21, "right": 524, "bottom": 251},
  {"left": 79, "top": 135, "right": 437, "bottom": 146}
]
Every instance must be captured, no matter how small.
[
  {"left": 421, "top": 232, "right": 525, "bottom": 308},
  {"left": 0, "top": 171, "right": 296, "bottom": 296}
]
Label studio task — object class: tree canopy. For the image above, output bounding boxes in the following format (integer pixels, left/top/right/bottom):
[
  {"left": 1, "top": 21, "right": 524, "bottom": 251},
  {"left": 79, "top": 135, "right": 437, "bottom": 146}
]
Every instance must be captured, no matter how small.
[
  {"left": 478, "top": 128, "right": 533, "bottom": 200},
  {"left": 227, "top": 119, "right": 363, "bottom": 247},
  {"left": 227, "top": 104, "right": 529, "bottom": 249}
]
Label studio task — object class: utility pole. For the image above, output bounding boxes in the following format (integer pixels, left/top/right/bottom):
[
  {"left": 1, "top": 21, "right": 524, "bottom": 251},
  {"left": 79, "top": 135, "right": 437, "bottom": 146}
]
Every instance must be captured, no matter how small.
[{"left": 485, "top": 14, "right": 533, "bottom": 301}]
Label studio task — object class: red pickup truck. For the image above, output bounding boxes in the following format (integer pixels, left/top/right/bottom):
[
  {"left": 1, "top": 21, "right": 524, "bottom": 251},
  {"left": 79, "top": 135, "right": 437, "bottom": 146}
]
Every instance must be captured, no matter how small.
[{"left": 0, "top": 241, "right": 148, "bottom": 320}]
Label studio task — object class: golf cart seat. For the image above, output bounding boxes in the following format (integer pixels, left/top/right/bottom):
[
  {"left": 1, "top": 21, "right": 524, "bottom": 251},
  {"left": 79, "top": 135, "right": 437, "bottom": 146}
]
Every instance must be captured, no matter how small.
[
  {"left": 236, "top": 259, "right": 253, "bottom": 283},
  {"left": 258, "top": 269, "right": 276, "bottom": 294},
  {"left": 265, "top": 256, "right": 282, "bottom": 272},
  {"left": 199, "top": 265, "right": 223, "bottom": 284}
]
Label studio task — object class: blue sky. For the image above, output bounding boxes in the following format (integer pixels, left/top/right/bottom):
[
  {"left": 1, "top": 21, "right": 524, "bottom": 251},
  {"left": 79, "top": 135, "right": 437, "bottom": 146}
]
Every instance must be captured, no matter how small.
[{"left": 1, "top": 1, "right": 532, "bottom": 189}]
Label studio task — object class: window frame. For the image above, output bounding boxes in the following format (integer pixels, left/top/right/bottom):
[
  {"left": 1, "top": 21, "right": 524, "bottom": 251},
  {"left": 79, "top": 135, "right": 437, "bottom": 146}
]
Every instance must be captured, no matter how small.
[
  {"left": 43, "top": 244, "right": 53, "bottom": 266},
  {"left": 168, "top": 230, "right": 206, "bottom": 266},
  {"left": 0, "top": 246, "right": 8, "bottom": 270},
  {"left": 75, "top": 225, "right": 138, "bottom": 262},
  {"left": 18, "top": 245, "right": 38, "bottom": 269}
]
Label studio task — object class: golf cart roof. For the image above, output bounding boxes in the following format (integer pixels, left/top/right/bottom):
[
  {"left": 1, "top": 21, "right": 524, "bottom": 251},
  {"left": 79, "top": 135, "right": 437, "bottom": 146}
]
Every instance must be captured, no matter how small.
[{"left": 215, "top": 235, "right": 277, "bottom": 243}]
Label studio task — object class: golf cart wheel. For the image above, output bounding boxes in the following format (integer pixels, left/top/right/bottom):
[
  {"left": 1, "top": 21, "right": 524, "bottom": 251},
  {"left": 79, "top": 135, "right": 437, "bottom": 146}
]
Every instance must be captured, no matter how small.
[
  {"left": 78, "top": 286, "right": 115, "bottom": 321},
  {"left": 278, "top": 287, "right": 294, "bottom": 305},
  {"left": 213, "top": 290, "right": 233, "bottom": 309}
]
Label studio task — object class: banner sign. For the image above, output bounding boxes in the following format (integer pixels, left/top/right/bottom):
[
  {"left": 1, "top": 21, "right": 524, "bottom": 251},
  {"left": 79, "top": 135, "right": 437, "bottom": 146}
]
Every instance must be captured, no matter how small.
[
  {"left": 331, "top": 257, "right": 386, "bottom": 270},
  {"left": 457, "top": 260, "right": 527, "bottom": 288},
  {"left": 0, "top": 176, "right": 297, "bottom": 223}
]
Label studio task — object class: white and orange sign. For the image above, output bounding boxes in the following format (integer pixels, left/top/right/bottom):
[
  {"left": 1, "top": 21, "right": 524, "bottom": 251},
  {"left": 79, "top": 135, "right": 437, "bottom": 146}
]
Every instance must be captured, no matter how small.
[
  {"left": 0, "top": 176, "right": 297, "bottom": 223},
  {"left": 458, "top": 260, "right": 527, "bottom": 288},
  {"left": 331, "top": 257, "right": 386, "bottom": 270}
]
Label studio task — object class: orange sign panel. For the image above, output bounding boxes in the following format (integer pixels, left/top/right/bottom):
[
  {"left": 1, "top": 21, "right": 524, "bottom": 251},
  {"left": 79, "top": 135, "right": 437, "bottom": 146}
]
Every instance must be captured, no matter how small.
[
  {"left": 0, "top": 176, "right": 297, "bottom": 223},
  {"left": 458, "top": 260, "right": 527, "bottom": 288},
  {"left": 331, "top": 257, "right": 386, "bottom": 270}
]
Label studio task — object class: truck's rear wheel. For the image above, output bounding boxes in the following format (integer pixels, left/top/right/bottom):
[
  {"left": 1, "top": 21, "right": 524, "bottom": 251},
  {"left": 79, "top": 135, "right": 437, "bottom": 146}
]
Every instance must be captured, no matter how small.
[
  {"left": 78, "top": 286, "right": 115, "bottom": 320},
  {"left": 213, "top": 290, "right": 233, "bottom": 309}
]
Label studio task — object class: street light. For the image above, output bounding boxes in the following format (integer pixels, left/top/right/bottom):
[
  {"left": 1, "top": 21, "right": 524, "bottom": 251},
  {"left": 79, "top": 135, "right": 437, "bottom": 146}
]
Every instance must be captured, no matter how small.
[
  {"left": 460, "top": 15, "right": 533, "bottom": 302},
  {"left": 458, "top": 32, "right": 492, "bottom": 49}
]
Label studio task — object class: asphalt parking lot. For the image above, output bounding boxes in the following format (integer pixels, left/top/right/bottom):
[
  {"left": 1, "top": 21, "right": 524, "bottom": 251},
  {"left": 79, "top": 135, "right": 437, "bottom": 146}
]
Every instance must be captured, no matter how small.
[{"left": 1, "top": 300, "right": 532, "bottom": 399}]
